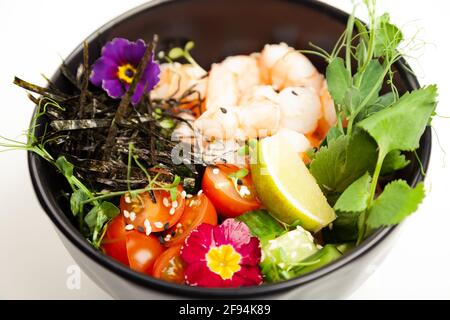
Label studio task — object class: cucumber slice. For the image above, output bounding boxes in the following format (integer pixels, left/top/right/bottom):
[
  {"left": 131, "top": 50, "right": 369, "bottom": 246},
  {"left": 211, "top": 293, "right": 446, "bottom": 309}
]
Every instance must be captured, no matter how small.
[
  {"left": 236, "top": 209, "right": 285, "bottom": 243},
  {"left": 295, "top": 245, "right": 343, "bottom": 276}
]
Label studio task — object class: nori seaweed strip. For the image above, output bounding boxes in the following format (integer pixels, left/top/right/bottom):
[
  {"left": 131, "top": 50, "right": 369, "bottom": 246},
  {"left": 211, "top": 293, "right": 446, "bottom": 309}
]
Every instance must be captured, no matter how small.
[
  {"left": 103, "top": 36, "right": 157, "bottom": 159},
  {"left": 60, "top": 62, "right": 81, "bottom": 90},
  {"left": 78, "top": 42, "right": 90, "bottom": 118},
  {"left": 50, "top": 119, "right": 111, "bottom": 131},
  {"left": 13, "top": 77, "right": 69, "bottom": 100}
]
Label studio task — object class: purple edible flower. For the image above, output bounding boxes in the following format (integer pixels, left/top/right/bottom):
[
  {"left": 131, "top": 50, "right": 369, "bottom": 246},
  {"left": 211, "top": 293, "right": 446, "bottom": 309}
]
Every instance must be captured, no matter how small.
[{"left": 90, "top": 38, "right": 160, "bottom": 105}]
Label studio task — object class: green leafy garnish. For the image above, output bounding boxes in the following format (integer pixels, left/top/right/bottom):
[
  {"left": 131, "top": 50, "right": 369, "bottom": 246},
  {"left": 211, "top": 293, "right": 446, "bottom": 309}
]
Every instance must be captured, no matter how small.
[
  {"left": 70, "top": 189, "right": 89, "bottom": 217},
  {"left": 359, "top": 86, "right": 438, "bottom": 158},
  {"left": 334, "top": 172, "right": 372, "bottom": 213},
  {"left": 167, "top": 41, "right": 205, "bottom": 72},
  {"left": 367, "top": 180, "right": 425, "bottom": 228},
  {"left": 305, "top": 0, "right": 439, "bottom": 244},
  {"left": 326, "top": 57, "right": 352, "bottom": 106},
  {"left": 228, "top": 168, "right": 249, "bottom": 180},
  {"left": 84, "top": 201, "right": 120, "bottom": 246},
  {"left": 381, "top": 150, "right": 410, "bottom": 175},
  {"left": 309, "top": 131, "right": 377, "bottom": 199},
  {"left": 236, "top": 210, "right": 285, "bottom": 243}
]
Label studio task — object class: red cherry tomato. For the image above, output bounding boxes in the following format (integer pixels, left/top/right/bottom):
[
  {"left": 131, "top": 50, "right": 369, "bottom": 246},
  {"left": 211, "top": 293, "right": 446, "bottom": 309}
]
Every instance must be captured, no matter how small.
[
  {"left": 120, "top": 185, "right": 185, "bottom": 233},
  {"left": 164, "top": 193, "right": 217, "bottom": 247},
  {"left": 101, "top": 215, "right": 129, "bottom": 266},
  {"left": 202, "top": 165, "right": 261, "bottom": 218},
  {"left": 152, "top": 245, "right": 186, "bottom": 284},
  {"left": 125, "top": 231, "right": 165, "bottom": 275}
]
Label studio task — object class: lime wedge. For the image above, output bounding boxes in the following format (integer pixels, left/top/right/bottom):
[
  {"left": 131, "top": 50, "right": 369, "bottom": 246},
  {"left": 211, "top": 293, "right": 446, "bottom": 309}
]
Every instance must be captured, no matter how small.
[{"left": 250, "top": 133, "right": 336, "bottom": 232}]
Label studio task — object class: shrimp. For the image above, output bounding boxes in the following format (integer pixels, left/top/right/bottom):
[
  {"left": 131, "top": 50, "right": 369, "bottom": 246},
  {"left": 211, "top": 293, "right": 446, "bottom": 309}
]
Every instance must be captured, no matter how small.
[
  {"left": 260, "top": 43, "right": 323, "bottom": 92},
  {"left": 237, "top": 85, "right": 281, "bottom": 138},
  {"left": 319, "top": 80, "right": 337, "bottom": 127},
  {"left": 278, "top": 86, "right": 322, "bottom": 135},
  {"left": 193, "top": 106, "right": 241, "bottom": 141},
  {"left": 151, "top": 62, "right": 207, "bottom": 101},
  {"left": 205, "top": 55, "right": 260, "bottom": 110},
  {"left": 277, "top": 128, "right": 312, "bottom": 154}
]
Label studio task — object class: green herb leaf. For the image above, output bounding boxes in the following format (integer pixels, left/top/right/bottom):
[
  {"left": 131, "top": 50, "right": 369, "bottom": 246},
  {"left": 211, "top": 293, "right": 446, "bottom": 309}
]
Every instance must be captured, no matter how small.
[
  {"left": 374, "top": 13, "right": 404, "bottom": 58},
  {"left": 343, "top": 87, "right": 362, "bottom": 115},
  {"left": 84, "top": 201, "right": 120, "bottom": 233},
  {"left": 325, "top": 126, "right": 343, "bottom": 144},
  {"left": 169, "top": 187, "right": 178, "bottom": 201},
  {"left": 237, "top": 144, "right": 250, "bottom": 156},
  {"left": 184, "top": 41, "right": 195, "bottom": 51},
  {"left": 334, "top": 172, "right": 372, "bottom": 213},
  {"left": 323, "top": 211, "right": 361, "bottom": 243},
  {"left": 355, "top": 42, "right": 367, "bottom": 70},
  {"left": 355, "top": 19, "right": 370, "bottom": 46},
  {"left": 70, "top": 189, "right": 88, "bottom": 216},
  {"left": 236, "top": 210, "right": 285, "bottom": 243},
  {"left": 326, "top": 57, "right": 352, "bottom": 106},
  {"left": 358, "top": 85, "right": 438, "bottom": 157},
  {"left": 309, "top": 131, "right": 377, "bottom": 198},
  {"left": 55, "top": 156, "right": 74, "bottom": 178},
  {"left": 228, "top": 168, "right": 249, "bottom": 180},
  {"left": 354, "top": 59, "right": 384, "bottom": 106},
  {"left": 381, "top": 150, "right": 410, "bottom": 175},
  {"left": 168, "top": 47, "right": 184, "bottom": 60},
  {"left": 248, "top": 139, "right": 258, "bottom": 149},
  {"left": 355, "top": 92, "right": 395, "bottom": 122},
  {"left": 159, "top": 118, "right": 175, "bottom": 129},
  {"left": 367, "top": 180, "right": 425, "bottom": 228}
]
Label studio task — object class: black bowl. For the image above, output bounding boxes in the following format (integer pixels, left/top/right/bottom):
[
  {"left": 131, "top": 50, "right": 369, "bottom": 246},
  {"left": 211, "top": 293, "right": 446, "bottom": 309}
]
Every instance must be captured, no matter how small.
[{"left": 28, "top": 0, "right": 431, "bottom": 299}]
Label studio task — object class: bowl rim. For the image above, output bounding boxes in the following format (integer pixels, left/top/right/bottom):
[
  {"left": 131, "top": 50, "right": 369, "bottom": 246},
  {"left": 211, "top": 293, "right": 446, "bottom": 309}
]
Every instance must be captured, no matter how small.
[{"left": 27, "top": 0, "right": 431, "bottom": 298}]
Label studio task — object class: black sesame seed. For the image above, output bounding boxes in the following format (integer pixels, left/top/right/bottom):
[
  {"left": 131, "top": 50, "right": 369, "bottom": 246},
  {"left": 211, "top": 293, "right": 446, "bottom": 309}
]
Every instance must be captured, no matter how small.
[
  {"left": 291, "top": 90, "right": 298, "bottom": 96},
  {"left": 158, "top": 236, "right": 165, "bottom": 244},
  {"left": 164, "top": 222, "right": 170, "bottom": 231},
  {"left": 137, "top": 226, "right": 144, "bottom": 233},
  {"left": 220, "top": 107, "right": 227, "bottom": 113},
  {"left": 171, "top": 231, "right": 176, "bottom": 237},
  {"left": 237, "top": 179, "right": 243, "bottom": 185}
]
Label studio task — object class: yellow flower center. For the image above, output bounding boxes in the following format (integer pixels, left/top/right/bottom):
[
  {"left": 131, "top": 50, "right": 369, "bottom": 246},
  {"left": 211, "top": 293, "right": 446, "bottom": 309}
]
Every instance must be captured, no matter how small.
[
  {"left": 117, "top": 63, "right": 137, "bottom": 84},
  {"left": 206, "top": 244, "right": 241, "bottom": 280}
]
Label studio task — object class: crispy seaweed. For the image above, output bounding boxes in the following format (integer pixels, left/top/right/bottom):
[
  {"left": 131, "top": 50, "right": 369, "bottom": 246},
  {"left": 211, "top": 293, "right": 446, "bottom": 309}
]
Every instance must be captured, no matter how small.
[{"left": 14, "top": 37, "right": 203, "bottom": 194}]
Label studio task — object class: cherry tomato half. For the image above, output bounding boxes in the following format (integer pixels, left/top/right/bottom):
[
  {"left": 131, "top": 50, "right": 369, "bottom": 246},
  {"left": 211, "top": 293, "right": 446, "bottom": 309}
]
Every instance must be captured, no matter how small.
[
  {"left": 101, "top": 215, "right": 129, "bottom": 266},
  {"left": 164, "top": 193, "right": 217, "bottom": 246},
  {"left": 125, "top": 231, "right": 165, "bottom": 275},
  {"left": 120, "top": 185, "right": 186, "bottom": 233},
  {"left": 152, "top": 245, "right": 186, "bottom": 284},
  {"left": 202, "top": 165, "right": 261, "bottom": 218}
]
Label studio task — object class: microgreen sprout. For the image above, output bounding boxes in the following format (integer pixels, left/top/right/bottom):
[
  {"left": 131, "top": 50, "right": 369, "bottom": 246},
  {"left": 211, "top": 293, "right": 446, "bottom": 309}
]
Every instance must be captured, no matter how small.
[{"left": 167, "top": 41, "right": 205, "bottom": 72}]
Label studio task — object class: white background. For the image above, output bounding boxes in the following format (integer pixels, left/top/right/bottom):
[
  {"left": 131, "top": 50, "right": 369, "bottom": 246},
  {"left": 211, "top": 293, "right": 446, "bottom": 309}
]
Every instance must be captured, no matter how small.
[{"left": 0, "top": 0, "right": 449, "bottom": 299}]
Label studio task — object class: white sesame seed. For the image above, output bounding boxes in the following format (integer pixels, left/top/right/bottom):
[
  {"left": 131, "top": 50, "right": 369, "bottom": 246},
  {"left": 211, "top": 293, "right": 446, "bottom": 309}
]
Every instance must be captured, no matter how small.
[
  {"left": 154, "top": 221, "right": 164, "bottom": 229},
  {"left": 144, "top": 219, "right": 150, "bottom": 227},
  {"left": 129, "top": 211, "right": 136, "bottom": 222},
  {"left": 164, "top": 234, "right": 172, "bottom": 242},
  {"left": 177, "top": 223, "right": 182, "bottom": 228},
  {"left": 238, "top": 185, "right": 251, "bottom": 197},
  {"left": 212, "top": 168, "right": 220, "bottom": 175},
  {"left": 172, "top": 200, "right": 178, "bottom": 208},
  {"left": 186, "top": 194, "right": 193, "bottom": 199},
  {"left": 181, "top": 190, "right": 187, "bottom": 199},
  {"left": 162, "top": 197, "right": 170, "bottom": 207},
  {"left": 197, "top": 190, "right": 203, "bottom": 196},
  {"left": 123, "top": 210, "right": 130, "bottom": 218},
  {"left": 125, "top": 224, "right": 134, "bottom": 231},
  {"left": 145, "top": 225, "right": 152, "bottom": 236},
  {"left": 124, "top": 196, "right": 131, "bottom": 204},
  {"left": 169, "top": 207, "right": 176, "bottom": 215}
]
